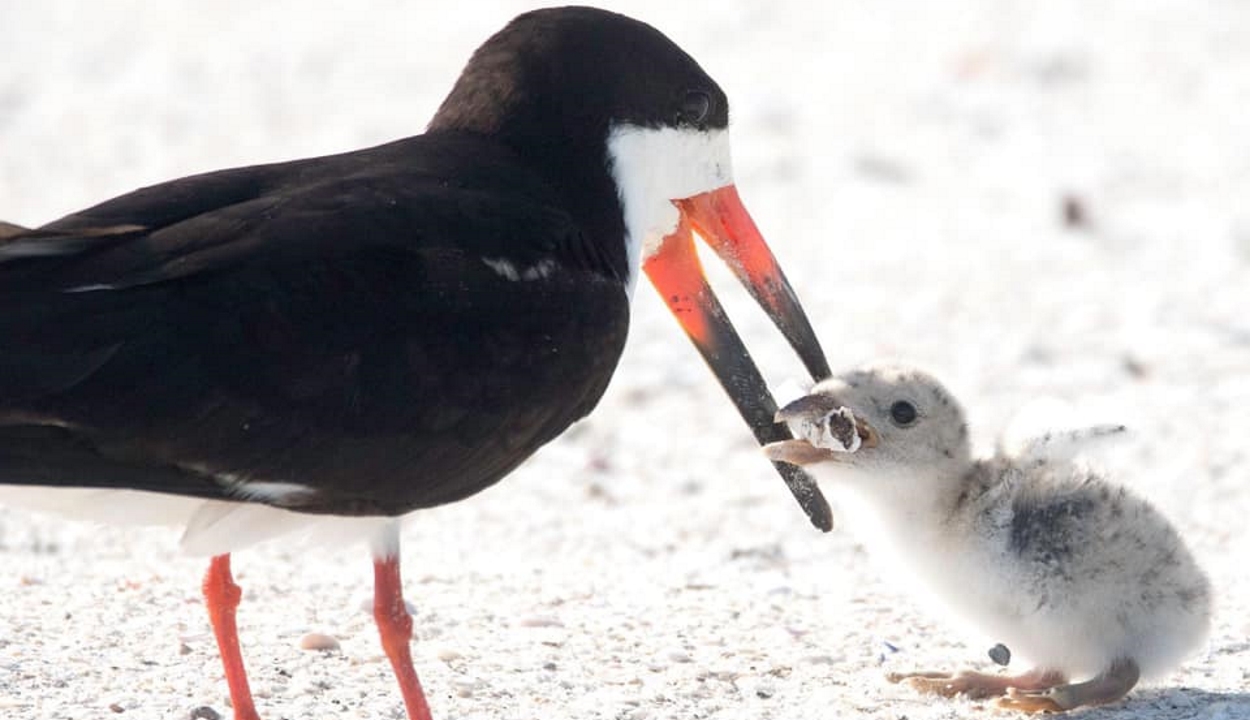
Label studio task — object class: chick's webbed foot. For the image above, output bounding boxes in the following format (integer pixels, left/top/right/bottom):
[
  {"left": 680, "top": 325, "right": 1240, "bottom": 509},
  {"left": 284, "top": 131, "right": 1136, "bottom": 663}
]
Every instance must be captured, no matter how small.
[
  {"left": 887, "top": 668, "right": 1065, "bottom": 700},
  {"left": 996, "top": 690, "right": 1067, "bottom": 714},
  {"left": 995, "top": 659, "right": 1139, "bottom": 714}
]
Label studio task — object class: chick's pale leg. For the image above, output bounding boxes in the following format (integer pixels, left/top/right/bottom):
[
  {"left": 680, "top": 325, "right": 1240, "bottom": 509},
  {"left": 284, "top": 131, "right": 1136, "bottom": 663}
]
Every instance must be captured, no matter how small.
[
  {"left": 997, "top": 658, "right": 1140, "bottom": 714},
  {"left": 887, "top": 667, "right": 1065, "bottom": 700}
]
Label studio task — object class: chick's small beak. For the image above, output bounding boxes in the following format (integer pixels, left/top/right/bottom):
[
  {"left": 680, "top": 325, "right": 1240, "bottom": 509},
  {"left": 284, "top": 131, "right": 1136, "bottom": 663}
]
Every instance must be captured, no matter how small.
[
  {"left": 856, "top": 418, "right": 879, "bottom": 448},
  {"left": 762, "top": 439, "right": 834, "bottom": 466},
  {"left": 773, "top": 394, "right": 839, "bottom": 425},
  {"left": 762, "top": 420, "right": 875, "bottom": 467},
  {"left": 766, "top": 395, "right": 879, "bottom": 465}
]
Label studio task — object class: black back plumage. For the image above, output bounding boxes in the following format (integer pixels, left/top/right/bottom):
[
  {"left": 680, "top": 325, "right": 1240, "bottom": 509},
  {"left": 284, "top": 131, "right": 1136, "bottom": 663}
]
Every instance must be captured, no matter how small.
[
  {"left": 0, "top": 7, "right": 732, "bottom": 515},
  {"left": 0, "top": 123, "right": 632, "bottom": 516}
]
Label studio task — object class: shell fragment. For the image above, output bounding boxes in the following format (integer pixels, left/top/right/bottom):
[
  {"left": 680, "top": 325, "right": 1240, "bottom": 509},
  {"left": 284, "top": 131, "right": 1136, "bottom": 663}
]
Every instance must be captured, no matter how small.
[{"left": 790, "top": 407, "right": 861, "bottom": 453}]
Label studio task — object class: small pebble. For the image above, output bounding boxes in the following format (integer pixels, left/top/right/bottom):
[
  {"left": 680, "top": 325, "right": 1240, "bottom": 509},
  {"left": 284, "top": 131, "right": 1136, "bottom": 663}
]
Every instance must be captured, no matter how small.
[
  {"left": 989, "top": 643, "right": 1011, "bottom": 666},
  {"left": 109, "top": 703, "right": 125, "bottom": 713},
  {"left": 188, "top": 707, "right": 222, "bottom": 720},
  {"left": 518, "top": 615, "right": 564, "bottom": 628},
  {"left": 668, "top": 650, "right": 693, "bottom": 663},
  {"left": 1061, "top": 193, "right": 1090, "bottom": 229},
  {"left": 1122, "top": 355, "right": 1150, "bottom": 379},
  {"left": 453, "top": 679, "right": 485, "bottom": 698},
  {"left": 298, "top": 632, "right": 341, "bottom": 651},
  {"left": 437, "top": 648, "right": 462, "bottom": 662}
]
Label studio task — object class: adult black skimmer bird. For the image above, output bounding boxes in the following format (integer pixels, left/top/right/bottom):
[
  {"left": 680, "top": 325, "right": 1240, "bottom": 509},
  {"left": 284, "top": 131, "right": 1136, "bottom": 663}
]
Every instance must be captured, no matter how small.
[{"left": 1, "top": 7, "right": 831, "bottom": 719}]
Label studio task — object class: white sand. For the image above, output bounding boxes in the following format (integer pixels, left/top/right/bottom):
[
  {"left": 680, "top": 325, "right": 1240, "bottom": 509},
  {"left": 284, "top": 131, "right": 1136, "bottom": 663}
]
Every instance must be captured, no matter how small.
[{"left": 1, "top": 2, "right": 1247, "bottom": 718}]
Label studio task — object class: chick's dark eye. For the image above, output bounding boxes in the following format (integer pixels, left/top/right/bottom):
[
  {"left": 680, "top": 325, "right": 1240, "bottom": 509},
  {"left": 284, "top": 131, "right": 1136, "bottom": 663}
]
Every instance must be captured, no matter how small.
[
  {"left": 677, "top": 90, "right": 711, "bottom": 126},
  {"left": 889, "top": 400, "right": 918, "bottom": 427}
]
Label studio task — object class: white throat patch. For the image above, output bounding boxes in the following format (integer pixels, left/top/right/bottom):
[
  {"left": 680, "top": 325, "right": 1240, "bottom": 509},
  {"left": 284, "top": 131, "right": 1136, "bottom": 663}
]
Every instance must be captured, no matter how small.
[{"left": 606, "top": 124, "right": 734, "bottom": 296}]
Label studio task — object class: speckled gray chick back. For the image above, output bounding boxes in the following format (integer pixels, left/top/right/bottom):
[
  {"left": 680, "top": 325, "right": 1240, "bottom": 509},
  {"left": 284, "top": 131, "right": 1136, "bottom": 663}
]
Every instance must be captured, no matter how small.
[{"left": 951, "top": 454, "right": 1211, "bottom": 679}]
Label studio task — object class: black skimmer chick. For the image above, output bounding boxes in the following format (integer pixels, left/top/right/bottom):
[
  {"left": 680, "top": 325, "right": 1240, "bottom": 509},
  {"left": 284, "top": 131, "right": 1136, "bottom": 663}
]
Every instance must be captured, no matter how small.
[
  {"left": 0, "top": 8, "right": 834, "bottom": 719},
  {"left": 764, "top": 364, "right": 1210, "bottom": 713}
]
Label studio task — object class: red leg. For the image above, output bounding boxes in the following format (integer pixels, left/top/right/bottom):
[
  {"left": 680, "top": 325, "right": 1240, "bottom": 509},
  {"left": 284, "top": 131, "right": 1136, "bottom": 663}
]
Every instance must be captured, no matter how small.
[
  {"left": 373, "top": 553, "right": 433, "bottom": 720},
  {"left": 202, "top": 554, "right": 261, "bottom": 720}
]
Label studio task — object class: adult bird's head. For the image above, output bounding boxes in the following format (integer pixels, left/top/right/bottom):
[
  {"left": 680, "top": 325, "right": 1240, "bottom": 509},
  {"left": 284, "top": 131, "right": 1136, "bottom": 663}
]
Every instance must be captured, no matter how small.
[{"left": 430, "top": 7, "right": 833, "bottom": 529}]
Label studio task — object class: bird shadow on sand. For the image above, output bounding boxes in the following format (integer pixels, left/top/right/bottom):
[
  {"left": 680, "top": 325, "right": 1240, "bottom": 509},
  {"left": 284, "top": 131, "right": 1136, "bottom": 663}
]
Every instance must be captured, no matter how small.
[{"left": 1073, "top": 687, "right": 1250, "bottom": 718}]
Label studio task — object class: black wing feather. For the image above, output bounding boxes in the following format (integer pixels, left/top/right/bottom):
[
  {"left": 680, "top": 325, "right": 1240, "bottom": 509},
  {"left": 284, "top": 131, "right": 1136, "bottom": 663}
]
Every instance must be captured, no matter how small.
[{"left": 1, "top": 132, "right": 629, "bottom": 515}]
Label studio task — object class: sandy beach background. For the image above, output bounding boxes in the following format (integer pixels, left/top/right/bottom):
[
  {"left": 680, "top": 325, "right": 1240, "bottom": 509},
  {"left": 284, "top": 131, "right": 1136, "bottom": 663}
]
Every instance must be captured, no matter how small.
[{"left": 1, "top": 1, "right": 1247, "bottom": 718}]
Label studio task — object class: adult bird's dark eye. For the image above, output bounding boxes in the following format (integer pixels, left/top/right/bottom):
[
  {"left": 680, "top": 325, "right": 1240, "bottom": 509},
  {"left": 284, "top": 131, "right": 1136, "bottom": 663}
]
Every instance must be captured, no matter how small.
[
  {"left": 678, "top": 91, "right": 711, "bottom": 125},
  {"left": 890, "top": 400, "right": 918, "bottom": 427}
]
